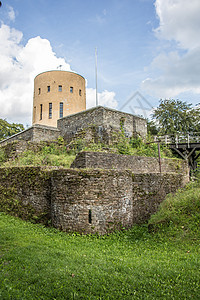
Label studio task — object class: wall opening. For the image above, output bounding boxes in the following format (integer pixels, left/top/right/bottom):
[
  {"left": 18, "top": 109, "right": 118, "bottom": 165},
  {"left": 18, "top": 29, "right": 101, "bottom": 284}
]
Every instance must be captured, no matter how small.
[
  {"left": 60, "top": 102, "right": 63, "bottom": 118},
  {"left": 88, "top": 209, "right": 92, "bottom": 224},
  {"left": 49, "top": 103, "right": 52, "bottom": 119},
  {"left": 40, "top": 104, "right": 43, "bottom": 120}
]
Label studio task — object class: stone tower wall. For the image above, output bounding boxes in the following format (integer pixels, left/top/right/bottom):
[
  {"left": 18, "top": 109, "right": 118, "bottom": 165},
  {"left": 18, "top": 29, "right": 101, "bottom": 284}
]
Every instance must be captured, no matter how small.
[{"left": 33, "top": 70, "right": 86, "bottom": 127}]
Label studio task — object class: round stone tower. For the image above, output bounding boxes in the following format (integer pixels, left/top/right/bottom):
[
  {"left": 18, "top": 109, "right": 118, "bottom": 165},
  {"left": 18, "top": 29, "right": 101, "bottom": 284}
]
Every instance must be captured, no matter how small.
[{"left": 32, "top": 70, "right": 86, "bottom": 127}]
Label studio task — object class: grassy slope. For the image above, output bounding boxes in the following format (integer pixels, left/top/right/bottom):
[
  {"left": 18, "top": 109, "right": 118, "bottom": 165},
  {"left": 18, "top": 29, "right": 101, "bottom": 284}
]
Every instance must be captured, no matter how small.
[
  {"left": 148, "top": 180, "right": 200, "bottom": 240},
  {"left": 0, "top": 139, "right": 199, "bottom": 299},
  {"left": 0, "top": 178, "right": 200, "bottom": 300},
  {"left": 0, "top": 135, "right": 174, "bottom": 168},
  {"left": 0, "top": 214, "right": 199, "bottom": 300}
]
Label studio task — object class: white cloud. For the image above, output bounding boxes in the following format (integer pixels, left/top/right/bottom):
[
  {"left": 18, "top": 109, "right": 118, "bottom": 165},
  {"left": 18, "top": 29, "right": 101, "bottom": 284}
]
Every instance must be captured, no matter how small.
[
  {"left": 154, "top": 0, "right": 200, "bottom": 49},
  {"left": 142, "top": 0, "right": 200, "bottom": 98},
  {"left": 142, "top": 49, "right": 200, "bottom": 97},
  {"left": 8, "top": 6, "right": 16, "bottom": 22},
  {"left": 0, "top": 24, "right": 71, "bottom": 124},
  {"left": 0, "top": 24, "right": 118, "bottom": 125},
  {"left": 86, "top": 88, "right": 118, "bottom": 109}
]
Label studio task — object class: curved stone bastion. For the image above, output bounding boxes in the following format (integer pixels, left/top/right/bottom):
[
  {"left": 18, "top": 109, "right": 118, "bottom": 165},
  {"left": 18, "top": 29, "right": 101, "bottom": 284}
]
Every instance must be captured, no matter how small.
[{"left": 0, "top": 158, "right": 189, "bottom": 234}]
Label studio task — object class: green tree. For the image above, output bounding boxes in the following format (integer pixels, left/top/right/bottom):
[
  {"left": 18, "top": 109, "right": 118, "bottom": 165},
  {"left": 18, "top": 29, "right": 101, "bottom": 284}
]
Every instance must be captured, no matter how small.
[
  {"left": 147, "top": 119, "right": 159, "bottom": 135},
  {"left": 0, "top": 119, "right": 25, "bottom": 141},
  {"left": 152, "top": 99, "right": 200, "bottom": 135}
]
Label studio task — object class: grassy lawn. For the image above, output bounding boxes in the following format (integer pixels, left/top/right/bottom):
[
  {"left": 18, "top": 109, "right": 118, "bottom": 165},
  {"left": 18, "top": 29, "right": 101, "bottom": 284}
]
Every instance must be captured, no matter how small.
[{"left": 0, "top": 213, "right": 199, "bottom": 300}]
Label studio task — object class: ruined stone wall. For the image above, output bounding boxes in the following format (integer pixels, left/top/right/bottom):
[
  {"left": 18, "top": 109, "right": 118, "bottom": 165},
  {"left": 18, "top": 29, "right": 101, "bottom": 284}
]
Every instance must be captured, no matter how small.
[
  {"left": 0, "top": 140, "right": 63, "bottom": 161},
  {"left": 0, "top": 141, "right": 36, "bottom": 161},
  {"left": 133, "top": 117, "right": 147, "bottom": 139},
  {"left": 57, "top": 107, "right": 104, "bottom": 142},
  {"left": 51, "top": 169, "right": 133, "bottom": 234},
  {"left": 0, "top": 127, "right": 34, "bottom": 146},
  {"left": 57, "top": 108, "right": 103, "bottom": 138},
  {"left": 57, "top": 106, "right": 147, "bottom": 143},
  {"left": 102, "top": 108, "right": 134, "bottom": 137},
  {"left": 0, "top": 125, "right": 60, "bottom": 146},
  {"left": 132, "top": 173, "right": 186, "bottom": 223},
  {"left": 102, "top": 108, "right": 147, "bottom": 139},
  {"left": 1, "top": 107, "right": 146, "bottom": 147},
  {"left": 71, "top": 151, "right": 189, "bottom": 178},
  {"left": 0, "top": 167, "right": 51, "bottom": 224},
  {"left": 32, "top": 125, "right": 60, "bottom": 142},
  {"left": 0, "top": 166, "right": 188, "bottom": 234}
]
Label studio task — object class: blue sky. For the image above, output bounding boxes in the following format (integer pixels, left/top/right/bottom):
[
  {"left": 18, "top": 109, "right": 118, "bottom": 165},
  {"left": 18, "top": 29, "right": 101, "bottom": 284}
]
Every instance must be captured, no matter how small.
[{"left": 0, "top": 0, "right": 200, "bottom": 125}]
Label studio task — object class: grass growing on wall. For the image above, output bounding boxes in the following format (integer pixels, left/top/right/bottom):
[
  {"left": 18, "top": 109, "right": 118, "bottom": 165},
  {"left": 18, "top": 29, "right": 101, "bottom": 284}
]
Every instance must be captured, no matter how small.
[
  {"left": 70, "top": 134, "right": 173, "bottom": 158},
  {"left": 0, "top": 132, "right": 175, "bottom": 168},
  {"left": 1, "top": 143, "right": 76, "bottom": 168},
  {"left": 0, "top": 180, "right": 199, "bottom": 299}
]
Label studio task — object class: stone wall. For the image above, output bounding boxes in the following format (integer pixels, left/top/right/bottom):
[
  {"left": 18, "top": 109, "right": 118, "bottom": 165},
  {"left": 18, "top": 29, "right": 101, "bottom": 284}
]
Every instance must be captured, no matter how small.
[
  {"left": 1, "top": 141, "right": 35, "bottom": 161},
  {"left": 132, "top": 173, "right": 186, "bottom": 223},
  {"left": 0, "top": 140, "right": 63, "bottom": 161},
  {"left": 0, "top": 127, "right": 34, "bottom": 146},
  {"left": 57, "top": 106, "right": 147, "bottom": 142},
  {"left": 32, "top": 125, "right": 60, "bottom": 142},
  {"left": 57, "top": 107, "right": 104, "bottom": 143},
  {"left": 71, "top": 151, "right": 189, "bottom": 178},
  {"left": 0, "top": 167, "right": 51, "bottom": 224},
  {"left": 51, "top": 169, "right": 133, "bottom": 234},
  {"left": 133, "top": 117, "right": 148, "bottom": 140},
  {"left": 0, "top": 166, "right": 188, "bottom": 234},
  {"left": 0, "top": 124, "right": 60, "bottom": 146},
  {"left": 1, "top": 107, "right": 146, "bottom": 147}
]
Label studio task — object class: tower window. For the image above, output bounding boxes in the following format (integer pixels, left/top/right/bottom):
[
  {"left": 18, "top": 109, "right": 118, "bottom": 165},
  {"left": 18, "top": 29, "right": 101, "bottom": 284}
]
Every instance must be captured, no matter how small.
[
  {"left": 38, "top": 88, "right": 41, "bottom": 95},
  {"left": 58, "top": 85, "right": 62, "bottom": 92},
  {"left": 70, "top": 86, "right": 73, "bottom": 93},
  {"left": 49, "top": 103, "right": 52, "bottom": 119},
  {"left": 79, "top": 89, "right": 82, "bottom": 96},
  {"left": 47, "top": 86, "right": 50, "bottom": 92},
  {"left": 88, "top": 209, "right": 92, "bottom": 224},
  {"left": 60, "top": 102, "right": 63, "bottom": 118},
  {"left": 40, "top": 104, "right": 42, "bottom": 120}
]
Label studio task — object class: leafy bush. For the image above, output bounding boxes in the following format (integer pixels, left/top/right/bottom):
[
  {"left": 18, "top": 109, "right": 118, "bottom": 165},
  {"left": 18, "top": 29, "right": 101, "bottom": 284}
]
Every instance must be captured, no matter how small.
[{"left": 129, "top": 137, "right": 173, "bottom": 158}]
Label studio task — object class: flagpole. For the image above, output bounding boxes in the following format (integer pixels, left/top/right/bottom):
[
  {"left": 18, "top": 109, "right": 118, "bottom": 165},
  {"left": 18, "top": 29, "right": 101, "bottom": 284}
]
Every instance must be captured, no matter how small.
[{"left": 95, "top": 47, "right": 98, "bottom": 106}]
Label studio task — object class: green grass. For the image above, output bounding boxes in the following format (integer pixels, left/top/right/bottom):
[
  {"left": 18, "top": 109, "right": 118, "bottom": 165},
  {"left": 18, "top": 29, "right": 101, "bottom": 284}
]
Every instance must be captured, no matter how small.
[
  {"left": 71, "top": 136, "right": 173, "bottom": 158},
  {"left": 0, "top": 134, "right": 174, "bottom": 169},
  {"left": 148, "top": 180, "right": 200, "bottom": 240},
  {"left": 0, "top": 142, "right": 199, "bottom": 299},
  {"left": 0, "top": 212, "right": 199, "bottom": 299},
  {"left": 1, "top": 144, "right": 76, "bottom": 168}
]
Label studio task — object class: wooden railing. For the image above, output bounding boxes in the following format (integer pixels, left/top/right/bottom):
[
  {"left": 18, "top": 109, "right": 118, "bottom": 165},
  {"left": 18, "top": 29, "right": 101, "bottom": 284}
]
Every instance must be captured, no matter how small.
[{"left": 154, "top": 133, "right": 200, "bottom": 145}]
